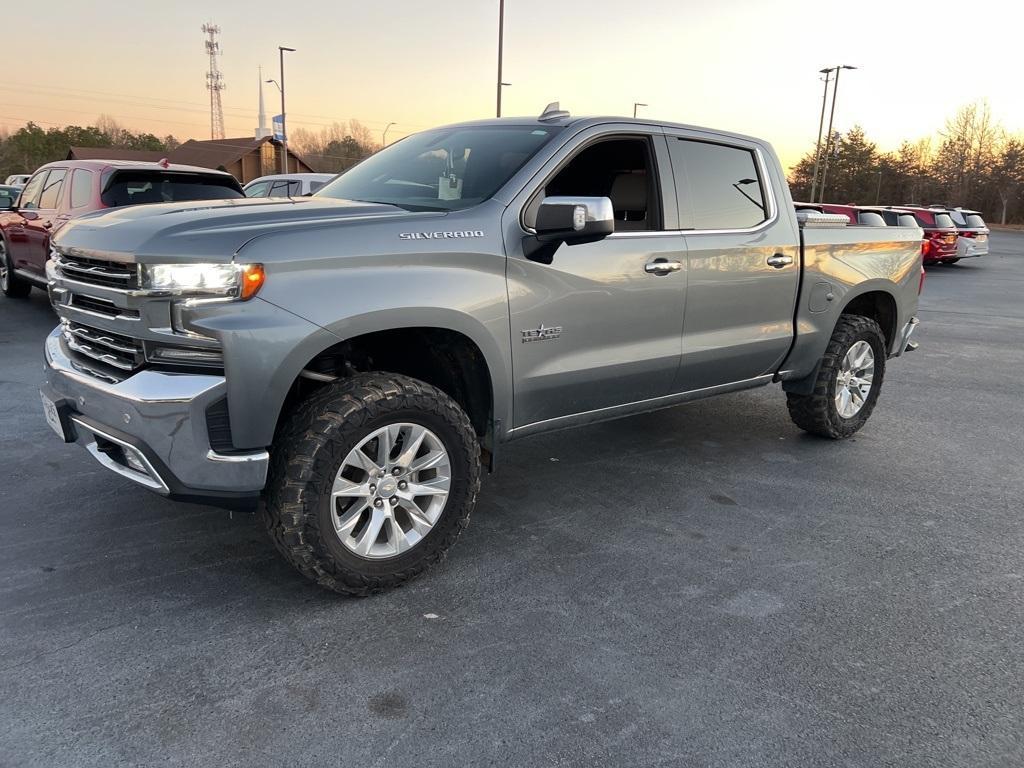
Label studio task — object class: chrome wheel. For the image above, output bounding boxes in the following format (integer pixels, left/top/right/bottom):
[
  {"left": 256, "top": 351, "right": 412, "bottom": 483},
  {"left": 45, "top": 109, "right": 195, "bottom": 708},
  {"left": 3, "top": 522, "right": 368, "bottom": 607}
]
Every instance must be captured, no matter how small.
[
  {"left": 330, "top": 422, "right": 451, "bottom": 560},
  {"left": 835, "top": 340, "right": 875, "bottom": 419}
]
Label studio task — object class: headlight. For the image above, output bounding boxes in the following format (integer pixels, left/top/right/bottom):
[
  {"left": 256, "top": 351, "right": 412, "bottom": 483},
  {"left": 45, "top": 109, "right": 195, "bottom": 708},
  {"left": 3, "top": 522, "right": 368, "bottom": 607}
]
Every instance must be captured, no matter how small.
[{"left": 139, "top": 263, "right": 265, "bottom": 300}]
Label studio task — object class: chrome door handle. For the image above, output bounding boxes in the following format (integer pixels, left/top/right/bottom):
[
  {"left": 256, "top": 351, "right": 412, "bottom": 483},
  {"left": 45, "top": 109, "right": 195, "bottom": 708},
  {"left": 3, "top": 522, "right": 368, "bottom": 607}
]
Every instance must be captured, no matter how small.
[
  {"left": 766, "top": 254, "right": 793, "bottom": 268},
  {"left": 644, "top": 259, "right": 683, "bottom": 275}
]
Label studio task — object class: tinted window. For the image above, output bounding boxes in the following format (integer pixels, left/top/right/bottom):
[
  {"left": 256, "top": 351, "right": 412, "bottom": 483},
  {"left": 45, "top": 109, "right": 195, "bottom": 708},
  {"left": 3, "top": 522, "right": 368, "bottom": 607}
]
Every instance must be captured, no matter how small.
[
  {"left": 18, "top": 171, "right": 48, "bottom": 210},
  {"left": 70, "top": 169, "right": 94, "bottom": 208},
  {"left": 965, "top": 214, "right": 986, "bottom": 228},
  {"left": 948, "top": 210, "right": 967, "bottom": 226},
  {"left": 102, "top": 171, "right": 244, "bottom": 207},
  {"left": 308, "top": 181, "right": 327, "bottom": 193},
  {"left": 244, "top": 181, "right": 270, "bottom": 198},
  {"left": 670, "top": 139, "right": 768, "bottom": 230},
  {"left": 856, "top": 211, "right": 886, "bottom": 226},
  {"left": 933, "top": 213, "right": 955, "bottom": 228},
  {"left": 38, "top": 169, "right": 67, "bottom": 209},
  {"left": 317, "top": 125, "right": 562, "bottom": 211}
]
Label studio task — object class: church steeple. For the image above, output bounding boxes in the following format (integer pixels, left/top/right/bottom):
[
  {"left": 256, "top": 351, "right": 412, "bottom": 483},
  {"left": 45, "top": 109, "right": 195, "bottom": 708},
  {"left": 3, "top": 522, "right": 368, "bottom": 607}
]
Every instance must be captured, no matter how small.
[{"left": 255, "top": 66, "right": 271, "bottom": 139}]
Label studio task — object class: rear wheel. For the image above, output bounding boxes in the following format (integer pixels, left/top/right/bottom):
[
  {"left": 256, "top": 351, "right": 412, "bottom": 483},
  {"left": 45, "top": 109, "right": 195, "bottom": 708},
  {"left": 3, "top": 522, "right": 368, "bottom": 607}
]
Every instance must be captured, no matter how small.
[
  {"left": 263, "top": 373, "right": 481, "bottom": 596},
  {"left": 786, "top": 315, "right": 887, "bottom": 439},
  {"left": 0, "top": 238, "right": 31, "bottom": 298}
]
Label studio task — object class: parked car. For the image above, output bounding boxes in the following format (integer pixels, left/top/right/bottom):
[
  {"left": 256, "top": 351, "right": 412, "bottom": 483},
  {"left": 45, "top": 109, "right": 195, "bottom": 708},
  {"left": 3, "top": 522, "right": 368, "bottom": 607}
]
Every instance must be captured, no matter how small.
[
  {"left": 946, "top": 207, "right": 989, "bottom": 261},
  {"left": 0, "top": 160, "right": 244, "bottom": 298},
  {"left": 4, "top": 173, "right": 31, "bottom": 186},
  {"left": 888, "top": 206, "right": 959, "bottom": 265},
  {"left": 243, "top": 173, "right": 335, "bottom": 198},
  {"left": 43, "top": 110, "right": 923, "bottom": 594},
  {"left": 795, "top": 203, "right": 888, "bottom": 226},
  {"left": 0, "top": 185, "right": 21, "bottom": 208},
  {"left": 859, "top": 207, "right": 920, "bottom": 228}
]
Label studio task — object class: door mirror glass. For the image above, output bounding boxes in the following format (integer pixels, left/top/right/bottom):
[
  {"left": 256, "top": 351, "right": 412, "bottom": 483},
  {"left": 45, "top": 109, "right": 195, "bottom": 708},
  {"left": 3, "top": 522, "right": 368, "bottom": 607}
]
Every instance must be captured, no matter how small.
[
  {"left": 0, "top": 194, "right": 15, "bottom": 210},
  {"left": 535, "top": 196, "right": 614, "bottom": 244}
]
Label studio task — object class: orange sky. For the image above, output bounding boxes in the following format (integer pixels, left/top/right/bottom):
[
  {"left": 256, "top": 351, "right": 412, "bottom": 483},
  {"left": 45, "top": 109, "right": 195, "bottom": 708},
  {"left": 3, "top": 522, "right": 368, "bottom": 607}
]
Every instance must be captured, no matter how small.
[{"left": 3, "top": 0, "right": 1021, "bottom": 170}]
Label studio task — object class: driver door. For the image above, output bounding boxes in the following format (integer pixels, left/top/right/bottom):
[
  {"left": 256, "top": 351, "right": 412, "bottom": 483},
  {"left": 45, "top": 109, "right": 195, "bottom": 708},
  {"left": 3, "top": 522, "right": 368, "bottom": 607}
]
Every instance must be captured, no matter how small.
[{"left": 503, "top": 130, "right": 687, "bottom": 430}]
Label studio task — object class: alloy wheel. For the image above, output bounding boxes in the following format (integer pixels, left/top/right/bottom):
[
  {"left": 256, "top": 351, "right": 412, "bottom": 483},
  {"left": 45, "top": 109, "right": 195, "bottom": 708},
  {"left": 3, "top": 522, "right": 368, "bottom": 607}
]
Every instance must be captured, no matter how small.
[
  {"left": 834, "top": 340, "right": 875, "bottom": 419},
  {"left": 330, "top": 422, "right": 451, "bottom": 559}
]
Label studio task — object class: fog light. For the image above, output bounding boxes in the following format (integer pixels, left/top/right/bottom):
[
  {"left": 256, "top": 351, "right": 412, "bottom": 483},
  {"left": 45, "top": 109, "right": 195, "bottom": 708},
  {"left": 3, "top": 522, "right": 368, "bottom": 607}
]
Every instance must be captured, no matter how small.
[{"left": 123, "top": 448, "right": 148, "bottom": 474}]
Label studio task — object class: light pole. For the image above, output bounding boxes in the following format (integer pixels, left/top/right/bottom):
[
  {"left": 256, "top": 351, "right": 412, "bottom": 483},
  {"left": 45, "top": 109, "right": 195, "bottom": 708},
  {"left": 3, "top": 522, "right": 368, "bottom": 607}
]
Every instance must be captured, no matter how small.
[
  {"left": 382, "top": 122, "right": 396, "bottom": 147},
  {"left": 277, "top": 46, "right": 296, "bottom": 174},
  {"left": 633, "top": 102, "right": 648, "bottom": 118},
  {"left": 817, "top": 64, "right": 856, "bottom": 203},
  {"left": 809, "top": 68, "right": 832, "bottom": 203},
  {"left": 496, "top": 0, "right": 505, "bottom": 117}
]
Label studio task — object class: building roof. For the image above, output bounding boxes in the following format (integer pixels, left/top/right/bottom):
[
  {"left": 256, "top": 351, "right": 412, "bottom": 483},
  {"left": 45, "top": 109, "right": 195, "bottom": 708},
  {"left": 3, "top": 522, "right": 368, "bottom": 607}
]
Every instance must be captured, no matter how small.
[
  {"left": 67, "top": 146, "right": 166, "bottom": 162},
  {"left": 168, "top": 137, "right": 270, "bottom": 169}
]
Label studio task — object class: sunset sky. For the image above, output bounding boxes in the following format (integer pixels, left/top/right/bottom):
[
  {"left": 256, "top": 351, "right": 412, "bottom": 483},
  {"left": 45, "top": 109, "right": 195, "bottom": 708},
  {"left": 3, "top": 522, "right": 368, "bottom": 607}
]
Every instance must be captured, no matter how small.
[{"left": 3, "top": 0, "right": 1019, "bottom": 170}]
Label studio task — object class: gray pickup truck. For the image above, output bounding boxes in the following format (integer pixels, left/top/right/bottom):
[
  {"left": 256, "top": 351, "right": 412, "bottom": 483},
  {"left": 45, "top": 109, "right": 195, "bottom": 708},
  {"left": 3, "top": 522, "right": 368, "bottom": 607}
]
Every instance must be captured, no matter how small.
[{"left": 41, "top": 107, "right": 923, "bottom": 594}]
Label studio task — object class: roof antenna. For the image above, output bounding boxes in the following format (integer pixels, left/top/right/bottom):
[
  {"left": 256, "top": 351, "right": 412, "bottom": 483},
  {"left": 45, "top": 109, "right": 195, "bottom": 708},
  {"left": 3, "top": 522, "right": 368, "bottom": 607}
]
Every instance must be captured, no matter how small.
[{"left": 538, "top": 101, "right": 570, "bottom": 121}]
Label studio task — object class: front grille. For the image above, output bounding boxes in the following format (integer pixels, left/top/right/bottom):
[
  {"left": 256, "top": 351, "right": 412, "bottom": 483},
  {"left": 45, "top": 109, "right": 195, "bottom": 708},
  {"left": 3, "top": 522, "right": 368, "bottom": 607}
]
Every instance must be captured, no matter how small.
[
  {"left": 205, "top": 397, "right": 234, "bottom": 452},
  {"left": 69, "top": 293, "right": 140, "bottom": 319},
  {"left": 62, "top": 321, "right": 145, "bottom": 376},
  {"left": 55, "top": 253, "right": 139, "bottom": 290}
]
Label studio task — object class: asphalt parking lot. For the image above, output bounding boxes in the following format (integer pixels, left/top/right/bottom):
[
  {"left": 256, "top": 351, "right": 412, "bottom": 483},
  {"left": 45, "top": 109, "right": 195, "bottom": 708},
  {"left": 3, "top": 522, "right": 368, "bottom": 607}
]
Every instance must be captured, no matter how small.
[{"left": 2, "top": 232, "right": 1023, "bottom": 768}]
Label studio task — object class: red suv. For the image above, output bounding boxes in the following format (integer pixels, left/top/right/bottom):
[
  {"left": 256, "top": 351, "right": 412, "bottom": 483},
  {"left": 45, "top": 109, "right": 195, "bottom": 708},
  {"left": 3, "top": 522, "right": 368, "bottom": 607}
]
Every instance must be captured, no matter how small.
[
  {"left": 889, "top": 206, "right": 958, "bottom": 265},
  {"left": 794, "top": 202, "right": 888, "bottom": 226},
  {"left": 0, "top": 160, "right": 243, "bottom": 298}
]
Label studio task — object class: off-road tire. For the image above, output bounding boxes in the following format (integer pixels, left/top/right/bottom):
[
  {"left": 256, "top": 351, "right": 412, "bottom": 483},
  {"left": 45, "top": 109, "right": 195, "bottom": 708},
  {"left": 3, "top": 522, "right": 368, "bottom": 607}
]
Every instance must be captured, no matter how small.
[
  {"left": 786, "top": 315, "right": 887, "bottom": 439},
  {"left": 262, "top": 372, "right": 481, "bottom": 596},
  {"left": 0, "top": 237, "right": 31, "bottom": 298}
]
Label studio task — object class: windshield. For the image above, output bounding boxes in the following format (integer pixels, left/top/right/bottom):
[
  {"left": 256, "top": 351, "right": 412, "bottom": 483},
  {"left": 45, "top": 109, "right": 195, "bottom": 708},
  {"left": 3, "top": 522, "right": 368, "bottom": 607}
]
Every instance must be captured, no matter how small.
[{"left": 315, "top": 125, "right": 562, "bottom": 211}]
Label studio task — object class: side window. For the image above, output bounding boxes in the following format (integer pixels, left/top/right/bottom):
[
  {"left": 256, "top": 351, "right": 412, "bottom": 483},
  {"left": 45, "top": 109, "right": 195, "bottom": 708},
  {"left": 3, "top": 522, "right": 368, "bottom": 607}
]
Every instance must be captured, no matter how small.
[
  {"left": 529, "top": 137, "right": 659, "bottom": 232},
  {"left": 17, "top": 171, "right": 48, "bottom": 210},
  {"left": 287, "top": 181, "right": 301, "bottom": 196},
  {"left": 898, "top": 214, "right": 917, "bottom": 227},
  {"left": 38, "top": 169, "right": 67, "bottom": 209},
  {"left": 268, "top": 180, "right": 294, "bottom": 197},
  {"left": 857, "top": 211, "right": 886, "bottom": 227},
  {"left": 309, "top": 181, "right": 327, "bottom": 193},
  {"left": 244, "top": 181, "right": 270, "bottom": 198},
  {"left": 669, "top": 139, "right": 769, "bottom": 230},
  {"left": 70, "top": 169, "right": 95, "bottom": 208}
]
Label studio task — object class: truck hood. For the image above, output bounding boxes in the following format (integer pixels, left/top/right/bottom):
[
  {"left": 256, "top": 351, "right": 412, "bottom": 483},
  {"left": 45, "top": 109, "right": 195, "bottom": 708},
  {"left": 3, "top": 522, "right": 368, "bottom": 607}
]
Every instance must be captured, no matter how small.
[{"left": 52, "top": 197, "right": 441, "bottom": 264}]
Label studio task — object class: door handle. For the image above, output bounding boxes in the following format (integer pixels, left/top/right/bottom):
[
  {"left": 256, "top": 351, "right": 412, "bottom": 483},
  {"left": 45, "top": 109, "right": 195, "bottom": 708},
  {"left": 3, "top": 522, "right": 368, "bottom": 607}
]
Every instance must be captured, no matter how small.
[
  {"left": 644, "top": 259, "right": 682, "bottom": 275},
  {"left": 766, "top": 253, "right": 793, "bottom": 268}
]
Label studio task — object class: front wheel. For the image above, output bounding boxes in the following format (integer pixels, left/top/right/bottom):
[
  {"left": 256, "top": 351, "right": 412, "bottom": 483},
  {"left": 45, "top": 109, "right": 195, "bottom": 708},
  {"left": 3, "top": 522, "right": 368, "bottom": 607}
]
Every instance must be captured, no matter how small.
[
  {"left": 0, "top": 237, "right": 31, "bottom": 298},
  {"left": 263, "top": 373, "right": 481, "bottom": 596},
  {"left": 786, "top": 315, "right": 887, "bottom": 439}
]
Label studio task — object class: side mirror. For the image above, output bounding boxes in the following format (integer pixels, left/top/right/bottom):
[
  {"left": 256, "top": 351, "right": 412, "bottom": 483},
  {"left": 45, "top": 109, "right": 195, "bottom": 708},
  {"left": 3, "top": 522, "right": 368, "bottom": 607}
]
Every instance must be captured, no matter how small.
[
  {"left": 535, "top": 196, "right": 614, "bottom": 244},
  {"left": 0, "top": 196, "right": 14, "bottom": 211}
]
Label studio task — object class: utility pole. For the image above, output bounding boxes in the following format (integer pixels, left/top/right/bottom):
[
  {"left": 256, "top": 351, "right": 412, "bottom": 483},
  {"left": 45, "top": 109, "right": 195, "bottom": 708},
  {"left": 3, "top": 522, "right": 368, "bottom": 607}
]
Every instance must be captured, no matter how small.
[
  {"left": 202, "top": 23, "right": 226, "bottom": 140},
  {"left": 809, "top": 68, "right": 831, "bottom": 203},
  {"left": 633, "top": 102, "right": 647, "bottom": 118},
  {"left": 383, "top": 122, "right": 396, "bottom": 147},
  {"left": 278, "top": 46, "right": 295, "bottom": 174},
  {"left": 818, "top": 65, "right": 857, "bottom": 203},
  {"left": 496, "top": 0, "right": 505, "bottom": 117}
]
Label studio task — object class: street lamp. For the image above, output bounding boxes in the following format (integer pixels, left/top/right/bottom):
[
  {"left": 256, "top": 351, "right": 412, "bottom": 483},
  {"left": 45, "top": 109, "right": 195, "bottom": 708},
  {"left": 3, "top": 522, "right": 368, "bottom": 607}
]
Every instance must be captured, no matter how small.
[
  {"left": 633, "top": 102, "right": 648, "bottom": 118},
  {"left": 817, "top": 64, "right": 857, "bottom": 203},
  {"left": 382, "top": 122, "right": 396, "bottom": 147},
  {"left": 496, "top": 0, "right": 505, "bottom": 117},
  {"left": 277, "top": 46, "right": 296, "bottom": 174},
  {"left": 809, "top": 68, "right": 832, "bottom": 203}
]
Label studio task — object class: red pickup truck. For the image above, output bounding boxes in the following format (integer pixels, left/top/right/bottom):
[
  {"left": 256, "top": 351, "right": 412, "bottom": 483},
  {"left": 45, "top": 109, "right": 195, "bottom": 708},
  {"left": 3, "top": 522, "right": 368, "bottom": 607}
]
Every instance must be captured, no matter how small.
[{"left": 0, "top": 159, "right": 244, "bottom": 298}]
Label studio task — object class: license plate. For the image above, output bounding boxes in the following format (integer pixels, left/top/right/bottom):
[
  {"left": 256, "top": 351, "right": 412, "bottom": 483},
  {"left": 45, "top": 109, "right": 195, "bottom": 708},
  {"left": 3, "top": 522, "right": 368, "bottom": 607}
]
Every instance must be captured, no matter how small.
[{"left": 41, "top": 393, "right": 66, "bottom": 440}]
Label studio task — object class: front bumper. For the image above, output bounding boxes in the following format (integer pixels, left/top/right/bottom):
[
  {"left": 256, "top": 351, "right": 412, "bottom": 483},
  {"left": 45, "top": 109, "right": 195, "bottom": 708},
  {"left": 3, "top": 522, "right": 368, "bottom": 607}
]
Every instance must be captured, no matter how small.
[{"left": 41, "top": 328, "right": 268, "bottom": 506}]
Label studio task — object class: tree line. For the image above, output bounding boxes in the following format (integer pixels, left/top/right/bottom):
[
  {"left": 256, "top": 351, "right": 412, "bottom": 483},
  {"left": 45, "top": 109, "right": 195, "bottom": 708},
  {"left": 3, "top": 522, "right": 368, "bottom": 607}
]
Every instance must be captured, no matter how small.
[
  {"left": 0, "top": 116, "right": 178, "bottom": 180},
  {"left": 287, "top": 120, "right": 380, "bottom": 174},
  {"left": 789, "top": 102, "right": 1024, "bottom": 224}
]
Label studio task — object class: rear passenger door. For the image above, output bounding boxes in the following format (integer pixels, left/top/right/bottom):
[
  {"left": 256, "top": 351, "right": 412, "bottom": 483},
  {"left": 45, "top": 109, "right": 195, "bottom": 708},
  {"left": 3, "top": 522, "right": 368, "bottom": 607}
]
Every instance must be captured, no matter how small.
[{"left": 665, "top": 134, "right": 801, "bottom": 391}]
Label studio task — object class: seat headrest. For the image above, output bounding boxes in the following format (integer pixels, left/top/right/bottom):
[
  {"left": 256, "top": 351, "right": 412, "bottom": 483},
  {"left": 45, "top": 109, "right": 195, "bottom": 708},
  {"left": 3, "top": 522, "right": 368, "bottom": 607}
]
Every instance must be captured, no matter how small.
[{"left": 609, "top": 173, "right": 647, "bottom": 211}]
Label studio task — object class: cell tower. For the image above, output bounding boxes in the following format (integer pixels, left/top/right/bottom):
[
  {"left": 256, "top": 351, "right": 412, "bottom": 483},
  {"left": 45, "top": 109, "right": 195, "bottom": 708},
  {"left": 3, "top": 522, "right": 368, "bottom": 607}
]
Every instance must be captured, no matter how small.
[{"left": 202, "top": 23, "right": 226, "bottom": 140}]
